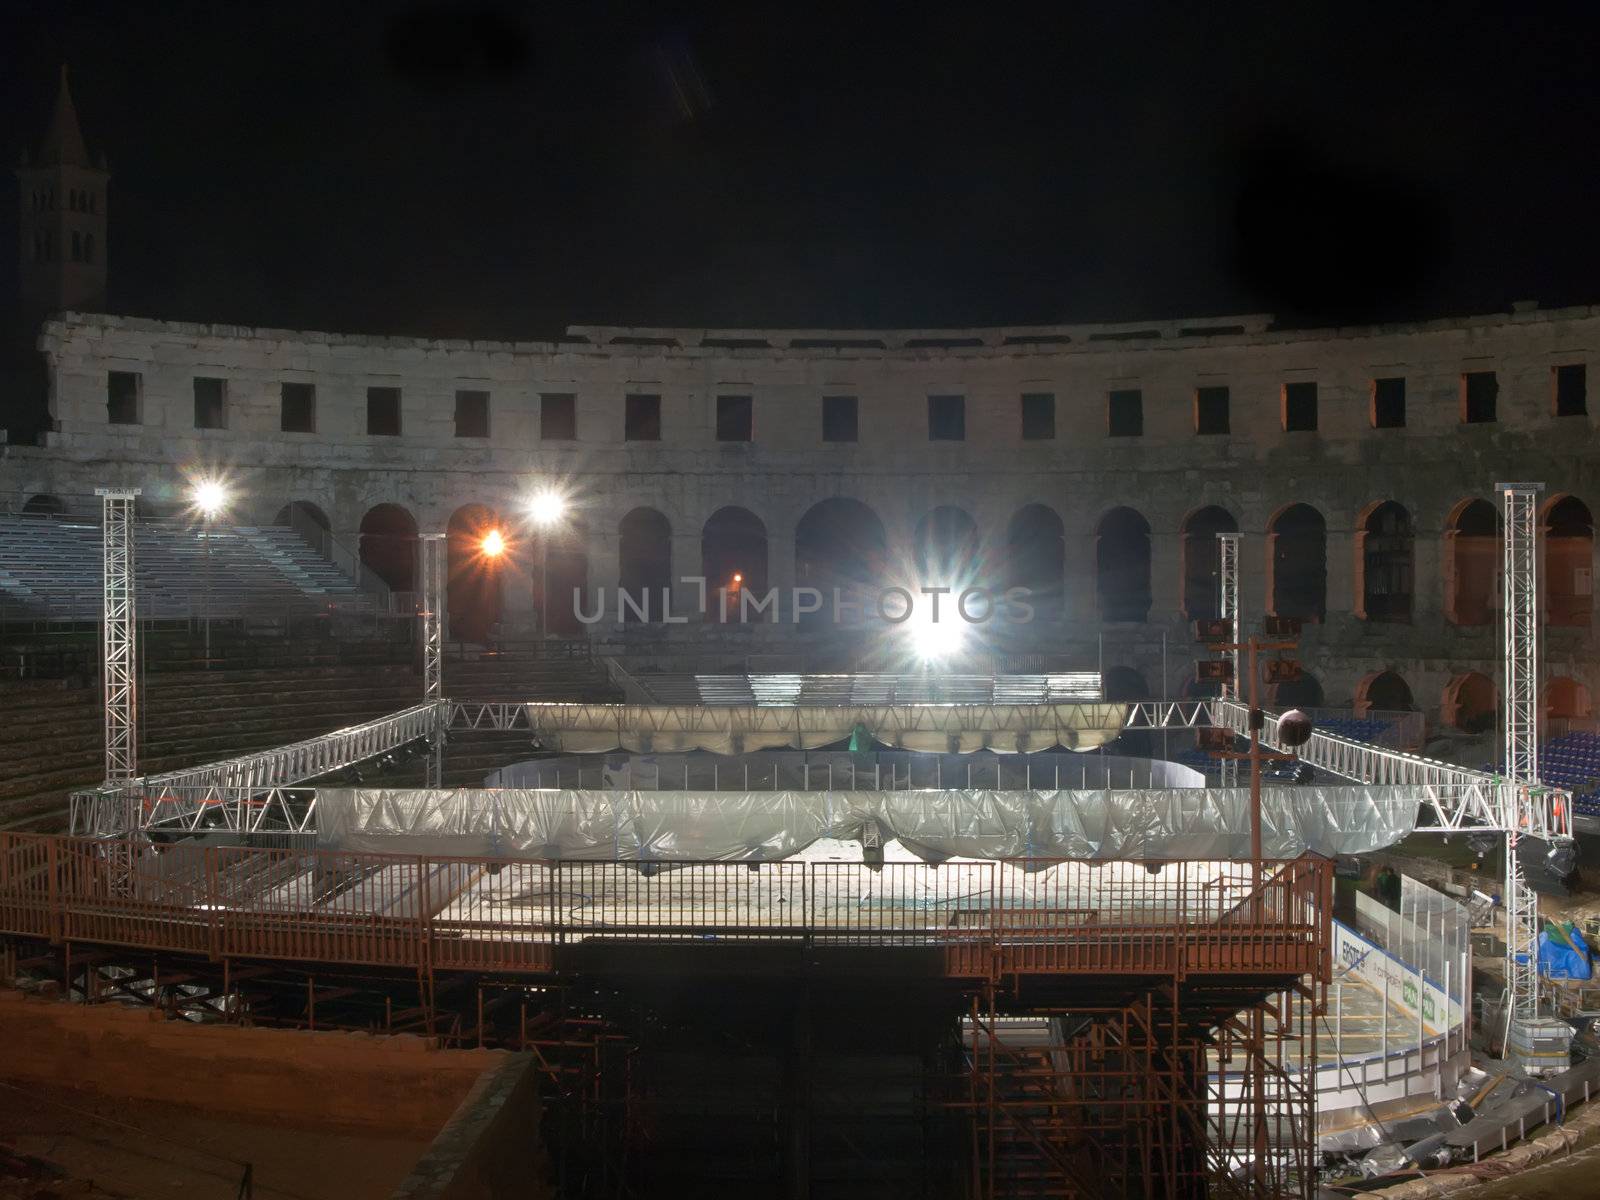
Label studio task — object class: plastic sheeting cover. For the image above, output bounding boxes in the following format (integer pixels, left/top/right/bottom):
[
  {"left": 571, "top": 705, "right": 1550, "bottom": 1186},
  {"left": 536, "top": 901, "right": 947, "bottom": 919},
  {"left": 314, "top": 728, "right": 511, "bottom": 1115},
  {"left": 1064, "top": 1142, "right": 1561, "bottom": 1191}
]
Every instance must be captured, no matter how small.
[
  {"left": 521, "top": 701, "right": 1132, "bottom": 753},
  {"left": 315, "top": 784, "right": 1420, "bottom": 862}
]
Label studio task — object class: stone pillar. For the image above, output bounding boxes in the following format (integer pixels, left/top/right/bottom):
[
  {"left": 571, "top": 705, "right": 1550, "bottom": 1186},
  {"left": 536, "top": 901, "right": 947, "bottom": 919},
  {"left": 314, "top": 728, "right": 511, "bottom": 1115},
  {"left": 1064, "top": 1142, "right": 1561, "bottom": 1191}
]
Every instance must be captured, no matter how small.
[
  {"left": 1237, "top": 529, "right": 1266, "bottom": 632},
  {"left": 499, "top": 553, "right": 538, "bottom": 637},
  {"left": 589, "top": 528, "right": 622, "bottom": 634},
  {"left": 670, "top": 532, "right": 704, "bottom": 624},
  {"left": 1326, "top": 523, "right": 1355, "bottom": 619},
  {"left": 1063, "top": 528, "right": 1098, "bottom": 629},
  {"left": 1413, "top": 532, "right": 1442, "bottom": 624},
  {"left": 1148, "top": 530, "right": 1182, "bottom": 625}
]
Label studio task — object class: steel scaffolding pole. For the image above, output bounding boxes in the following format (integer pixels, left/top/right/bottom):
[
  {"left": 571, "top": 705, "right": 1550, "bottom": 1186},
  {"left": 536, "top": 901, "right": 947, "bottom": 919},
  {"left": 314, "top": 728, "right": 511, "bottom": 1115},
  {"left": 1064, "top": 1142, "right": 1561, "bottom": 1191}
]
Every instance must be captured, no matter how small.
[
  {"left": 420, "top": 533, "right": 446, "bottom": 787},
  {"left": 97, "top": 488, "right": 140, "bottom": 784},
  {"left": 1499, "top": 482, "right": 1544, "bottom": 1026}
]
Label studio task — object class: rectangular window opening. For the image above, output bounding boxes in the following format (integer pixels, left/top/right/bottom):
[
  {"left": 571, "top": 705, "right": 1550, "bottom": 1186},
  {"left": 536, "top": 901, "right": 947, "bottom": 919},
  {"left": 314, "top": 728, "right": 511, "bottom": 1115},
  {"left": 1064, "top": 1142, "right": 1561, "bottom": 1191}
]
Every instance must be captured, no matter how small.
[
  {"left": 1461, "top": 371, "right": 1498, "bottom": 424},
  {"left": 1108, "top": 389, "right": 1143, "bottom": 437},
  {"left": 1195, "top": 386, "right": 1230, "bottom": 435},
  {"left": 1020, "top": 392, "right": 1056, "bottom": 440},
  {"left": 716, "top": 394, "right": 753, "bottom": 442},
  {"left": 822, "top": 395, "right": 858, "bottom": 442},
  {"left": 281, "top": 382, "right": 316, "bottom": 433},
  {"left": 454, "top": 389, "right": 490, "bottom": 438},
  {"left": 541, "top": 393, "right": 577, "bottom": 440},
  {"left": 193, "top": 376, "right": 226, "bottom": 430},
  {"left": 367, "top": 386, "right": 402, "bottom": 436},
  {"left": 1282, "top": 381, "right": 1318, "bottom": 432},
  {"left": 1372, "top": 377, "right": 1405, "bottom": 428},
  {"left": 1554, "top": 364, "right": 1587, "bottom": 417},
  {"left": 928, "top": 394, "right": 965, "bottom": 441},
  {"left": 106, "top": 371, "right": 140, "bottom": 426},
  {"left": 625, "top": 393, "right": 661, "bottom": 441}
]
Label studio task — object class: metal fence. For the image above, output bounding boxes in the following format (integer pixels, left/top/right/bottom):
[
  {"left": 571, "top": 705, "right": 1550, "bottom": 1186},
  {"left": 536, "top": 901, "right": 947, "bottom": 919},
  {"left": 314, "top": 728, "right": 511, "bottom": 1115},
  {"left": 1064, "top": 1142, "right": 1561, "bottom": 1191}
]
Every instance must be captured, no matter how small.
[
  {"left": 0, "top": 833, "right": 1330, "bottom": 983},
  {"left": 1352, "top": 875, "right": 1470, "bottom": 1004}
]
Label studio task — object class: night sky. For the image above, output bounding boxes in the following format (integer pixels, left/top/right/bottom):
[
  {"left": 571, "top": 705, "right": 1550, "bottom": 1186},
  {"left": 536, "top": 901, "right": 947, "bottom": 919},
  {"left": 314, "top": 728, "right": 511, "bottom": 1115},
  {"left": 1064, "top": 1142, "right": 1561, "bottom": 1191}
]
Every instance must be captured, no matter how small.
[{"left": 4, "top": 1, "right": 1600, "bottom": 339}]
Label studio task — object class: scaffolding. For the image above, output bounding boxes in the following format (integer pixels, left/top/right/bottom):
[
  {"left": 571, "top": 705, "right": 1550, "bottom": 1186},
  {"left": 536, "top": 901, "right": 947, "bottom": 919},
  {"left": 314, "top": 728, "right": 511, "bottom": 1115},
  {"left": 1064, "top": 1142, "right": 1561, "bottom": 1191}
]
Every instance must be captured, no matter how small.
[
  {"left": 1217, "top": 531, "right": 1242, "bottom": 787},
  {"left": 96, "top": 488, "right": 140, "bottom": 784}
]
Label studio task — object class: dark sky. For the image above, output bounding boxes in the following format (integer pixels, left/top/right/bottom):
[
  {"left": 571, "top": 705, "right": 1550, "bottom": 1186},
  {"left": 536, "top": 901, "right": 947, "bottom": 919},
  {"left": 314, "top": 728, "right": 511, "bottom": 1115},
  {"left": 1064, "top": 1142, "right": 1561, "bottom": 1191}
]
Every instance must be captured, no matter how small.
[{"left": 4, "top": 0, "right": 1600, "bottom": 339}]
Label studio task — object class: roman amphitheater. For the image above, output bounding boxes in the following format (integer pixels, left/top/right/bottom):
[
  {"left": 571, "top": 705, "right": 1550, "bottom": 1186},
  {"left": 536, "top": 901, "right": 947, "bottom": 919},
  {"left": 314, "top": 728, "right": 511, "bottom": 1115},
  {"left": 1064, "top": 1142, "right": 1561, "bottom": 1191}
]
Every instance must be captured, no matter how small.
[{"left": 4, "top": 70, "right": 1600, "bottom": 1200}]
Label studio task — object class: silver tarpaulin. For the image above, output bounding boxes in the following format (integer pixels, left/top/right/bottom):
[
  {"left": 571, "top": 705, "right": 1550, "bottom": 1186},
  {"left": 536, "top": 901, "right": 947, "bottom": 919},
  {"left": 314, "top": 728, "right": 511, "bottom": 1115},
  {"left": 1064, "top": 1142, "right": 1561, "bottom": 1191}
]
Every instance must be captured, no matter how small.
[{"left": 315, "top": 785, "right": 1420, "bottom": 862}]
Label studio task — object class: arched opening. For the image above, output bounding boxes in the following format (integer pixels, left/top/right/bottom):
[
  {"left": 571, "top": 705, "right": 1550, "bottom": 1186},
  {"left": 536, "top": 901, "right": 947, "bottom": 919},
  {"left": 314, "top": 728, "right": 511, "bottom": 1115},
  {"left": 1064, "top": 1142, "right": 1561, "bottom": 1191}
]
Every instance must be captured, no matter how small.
[
  {"left": 1356, "top": 501, "right": 1414, "bottom": 622},
  {"left": 358, "top": 504, "right": 418, "bottom": 592},
  {"left": 795, "top": 498, "right": 888, "bottom": 627},
  {"left": 1180, "top": 506, "right": 1238, "bottom": 620},
  {"left": 702, "top": 507, "right": 768, "bottom": 622},
  {"left": 273, "top": 500, "right": 331, "bottom": 532},
  {"left": 541, "top": 516, "right": 590, "bottom": 637},
  {"left": 1005, "top": 504, "right": 1064, "bottom": 622},
  {"left": 1444, "top": 499, "right": 1497, "bottom": 626},
  {"left": 1269, "top": 672, "right": 1324, "bottom": 708},
  {"left": 1267, "top": 504, "right": 1326, "bottom": 622},
  {"left": 1441, "top": 672, "right": 1496, "bottom": 733},
  {"left": 1096, "top": 507, "right": 1151, "bottom": 623},
  {"left": 1544, "top": 495, "right": 1593, "bottom": 627},
  {"left": 1355, "top": 670, "right": 1414, "bottom": 716},
  {"left": 1101, "top": 666, "right": 1149, "bottom": 702},
  {"left": 619, "top": 508, "right": 672, "bottom": 623},
  {"left": 1546, "top": 676, "right": 1592, "bottom": 723},
  {"left": 446, "top": 504, "right": 504, "bottom": 643},
  {"left": 21, "top": 494, "right": 67, "bottom": 518},
  {"left": 913, "top": 506, "right": 981, "bottom": 585}
]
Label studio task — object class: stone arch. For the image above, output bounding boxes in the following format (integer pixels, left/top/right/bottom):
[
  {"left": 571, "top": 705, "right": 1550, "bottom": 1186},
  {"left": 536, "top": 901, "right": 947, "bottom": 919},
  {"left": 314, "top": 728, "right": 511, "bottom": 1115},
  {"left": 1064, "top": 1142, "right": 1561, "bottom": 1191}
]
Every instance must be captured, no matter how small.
[
  {"left": 795, "top": 498, "right": 888, "bottom": 626},
  {"left": 1546, "top": 676, "right": 1592, "bottom": 722},
  {"left": 1101, "top": 666, "right": 1150, "bottom": 702},
  {"left": 358, "top": 503, "right": 418, "bottom": 592},
  {"left": 1355, "top": 669, "right": 1414, "bottom": 716},
  {"left": 21, "top": 493, "right": 67, "bottom": 517},
  {"left": 1543, "top": 494, "right": 1593, "bottom": 627},
  {"left": 1444, "top": 498, "right": 1497, "bottom": 626},
  {"left": 1006, "top": 504, "right": 1064, "bottom": 622},
  {"left": 702, "top": 506, "right": 768, "bottom": 622},
  {"left": 1355, "top": 501, "right": 1413, "bottom": 622},
  {"left": 1269, "top": 671, "right": 1324, "bottom": 708},
  {"left": 272, "top": 500, "right": 331, "bottom": 532},
  {"left": 1180, "top": 505, "right": 1238, "bottom": 621},
  {"left": 1096, "top": 507, "right": 1151, "bottom": 623},
  {"left": 1266, "top": 503, "right": 1326, "bottom": 622},
  {"left": 540, "top": 514, "right": 590, "bottom": 637},
  {"left": 619, "top": 508, "right": 672, "bottom": 623},
  {"left": 1441, "top": 671, "right": 1496, "bottom": 733},
  {"left": 913, "top": 505, "right": 981, "bottom": 585},
  {"left": 446, "top": 503, "right": 504, "bottom": 642}
]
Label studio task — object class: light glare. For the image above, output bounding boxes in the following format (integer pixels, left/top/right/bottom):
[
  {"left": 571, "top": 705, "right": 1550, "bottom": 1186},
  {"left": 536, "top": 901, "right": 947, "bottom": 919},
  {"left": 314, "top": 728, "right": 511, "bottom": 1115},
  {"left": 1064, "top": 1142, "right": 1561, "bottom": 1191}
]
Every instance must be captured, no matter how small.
[
  {"left": 190, "top": 479, "right": 230, "bottom": 518},
  {"left": 907, "top": 606, "right": 966, "bottom": 663},
  {"left": 528, "top": 489, "right": 567, "bottom": 527},
  {"left": 481, "top": 529, "right": 506, "bottom": 558}
]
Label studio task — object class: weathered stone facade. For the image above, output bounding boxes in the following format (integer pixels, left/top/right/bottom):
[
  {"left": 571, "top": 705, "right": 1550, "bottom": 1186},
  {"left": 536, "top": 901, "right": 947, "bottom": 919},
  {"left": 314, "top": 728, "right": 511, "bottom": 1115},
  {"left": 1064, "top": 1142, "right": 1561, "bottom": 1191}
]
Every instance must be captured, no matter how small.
[{"left": 4, "top": 304, "right": 1598, "bottom": 727}]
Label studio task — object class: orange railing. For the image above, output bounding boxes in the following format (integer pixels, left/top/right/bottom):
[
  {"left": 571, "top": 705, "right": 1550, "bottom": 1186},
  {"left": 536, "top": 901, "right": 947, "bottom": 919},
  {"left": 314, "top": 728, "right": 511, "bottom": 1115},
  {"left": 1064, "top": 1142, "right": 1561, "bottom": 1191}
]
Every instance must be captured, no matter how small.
[{"left": 0, "top": 833, "right": 1329, "bottom": 982}]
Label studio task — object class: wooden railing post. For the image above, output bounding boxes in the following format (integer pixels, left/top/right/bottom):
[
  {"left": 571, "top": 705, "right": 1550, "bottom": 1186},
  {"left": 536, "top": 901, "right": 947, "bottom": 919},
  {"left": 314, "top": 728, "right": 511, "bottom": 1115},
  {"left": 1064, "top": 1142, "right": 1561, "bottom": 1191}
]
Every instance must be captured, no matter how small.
[{"left": 204, "top": 846, "right": 220, "bottom": 960}]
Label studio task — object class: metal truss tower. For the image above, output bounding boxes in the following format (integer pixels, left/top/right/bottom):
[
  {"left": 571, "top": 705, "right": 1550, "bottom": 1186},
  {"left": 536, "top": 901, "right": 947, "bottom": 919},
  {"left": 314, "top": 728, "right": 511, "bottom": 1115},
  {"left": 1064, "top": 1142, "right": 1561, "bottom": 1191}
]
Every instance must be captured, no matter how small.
[
  {"left": 1217, "top": 532, "right": 1242, "bottom": 787},
  {"left": 97, "top": 488, "right": 140, "bottom": 783},
  {"left": 419, "top": 533, "right": 446, "bottom": 787},
  {"left": 1499, "top": 482, "right": 1544, "bottom": 1027}
]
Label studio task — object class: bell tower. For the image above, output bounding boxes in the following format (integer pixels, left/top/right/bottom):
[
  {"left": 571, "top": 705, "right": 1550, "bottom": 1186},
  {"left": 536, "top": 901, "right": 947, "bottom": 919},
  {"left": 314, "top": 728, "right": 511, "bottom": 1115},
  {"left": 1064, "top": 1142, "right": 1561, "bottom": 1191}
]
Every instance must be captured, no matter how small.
[{"left": 17, "top": 66, "right": 109, "bottom": 315}]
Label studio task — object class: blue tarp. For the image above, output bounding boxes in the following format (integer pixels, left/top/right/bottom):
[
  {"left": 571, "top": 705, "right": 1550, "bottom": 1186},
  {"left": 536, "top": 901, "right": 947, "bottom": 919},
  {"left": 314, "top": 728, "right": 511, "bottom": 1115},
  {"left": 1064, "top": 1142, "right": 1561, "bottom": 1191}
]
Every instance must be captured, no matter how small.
[{"left": 1538, "top": 927, "right": 1594, "bottom": 980}]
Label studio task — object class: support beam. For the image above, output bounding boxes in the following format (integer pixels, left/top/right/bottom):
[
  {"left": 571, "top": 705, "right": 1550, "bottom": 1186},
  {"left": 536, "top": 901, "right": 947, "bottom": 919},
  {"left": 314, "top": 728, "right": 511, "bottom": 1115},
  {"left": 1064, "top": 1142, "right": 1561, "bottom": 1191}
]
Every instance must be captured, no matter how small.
[{"left": 420, "top": 533, "right": 446, "bottom": 787}]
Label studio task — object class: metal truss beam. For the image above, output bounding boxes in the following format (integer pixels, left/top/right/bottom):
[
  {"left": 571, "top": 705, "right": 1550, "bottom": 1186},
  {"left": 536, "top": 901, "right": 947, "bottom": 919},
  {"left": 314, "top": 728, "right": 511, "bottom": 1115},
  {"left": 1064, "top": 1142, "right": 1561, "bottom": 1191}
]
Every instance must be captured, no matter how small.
[
  {"left": 1500, "top": 482, "right": 1545, "bottom": 1025},
  {"left": 1209, "top": 697, "right": 1570, "bottom": 838},
  {"left": 420, "top": 533, "right": 446, "bottom": 786},
  {"left": 97, "top": 488, "right": 140, "bottom": 784},
  {"left": 71, "top": 701, "right": 444, "bottom": 836}
]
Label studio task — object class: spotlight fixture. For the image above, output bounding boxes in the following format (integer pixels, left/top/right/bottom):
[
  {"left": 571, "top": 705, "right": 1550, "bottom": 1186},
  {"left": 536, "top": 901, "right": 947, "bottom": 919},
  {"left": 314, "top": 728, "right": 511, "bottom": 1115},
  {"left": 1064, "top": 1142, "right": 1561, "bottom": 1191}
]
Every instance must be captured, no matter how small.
[
  {"left": 480, "top": 528, "right": 506, "bottom": 558},
  {"left": 527, "top": 488, "right": 568, "bottom": 527},
  {"left": 188, "top": 477, "right": 231, "bottom": 519}
]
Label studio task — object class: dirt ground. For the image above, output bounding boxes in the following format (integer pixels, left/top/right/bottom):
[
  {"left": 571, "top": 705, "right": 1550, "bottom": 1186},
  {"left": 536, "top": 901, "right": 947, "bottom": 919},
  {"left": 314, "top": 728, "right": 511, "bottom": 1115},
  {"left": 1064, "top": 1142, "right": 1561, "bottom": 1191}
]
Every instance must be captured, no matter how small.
[{"left": 0, "top": 1080, "right": 430, "bottom": 1200}]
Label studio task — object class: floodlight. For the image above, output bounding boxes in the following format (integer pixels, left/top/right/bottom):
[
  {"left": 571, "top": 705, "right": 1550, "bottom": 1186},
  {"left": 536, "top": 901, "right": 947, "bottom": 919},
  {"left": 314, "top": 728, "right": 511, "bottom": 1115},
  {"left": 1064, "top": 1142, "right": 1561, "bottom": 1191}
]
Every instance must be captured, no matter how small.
[
  {"left": 481, "top": 528, "right": 507, "bottom": 558},
  {"left": 527, "top": 488, "right": 568, "bottom": 527},
  {"left": 190, "top": 479, "right": 230, "bottom": 518},
  {"left": 907, "top": 606, "right": 966, "bottom": 663}
]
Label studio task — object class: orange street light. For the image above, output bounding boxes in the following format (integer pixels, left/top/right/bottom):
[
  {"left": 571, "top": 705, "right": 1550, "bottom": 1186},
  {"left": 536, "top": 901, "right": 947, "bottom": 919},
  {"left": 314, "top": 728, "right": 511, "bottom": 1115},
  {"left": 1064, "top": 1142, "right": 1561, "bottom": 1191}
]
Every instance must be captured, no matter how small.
[{"left": 481, "top": 528, "right": 506, "bottom": 558}]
